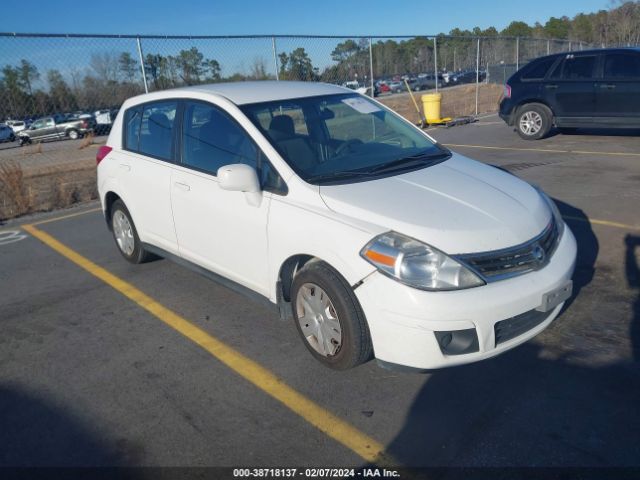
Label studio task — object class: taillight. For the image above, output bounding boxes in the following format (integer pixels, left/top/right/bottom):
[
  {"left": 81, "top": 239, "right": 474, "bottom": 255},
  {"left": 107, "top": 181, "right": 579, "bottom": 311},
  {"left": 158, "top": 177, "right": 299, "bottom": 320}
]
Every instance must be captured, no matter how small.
[
  {"left": 503, "top": 84, "right": 511, "bottom": 98},
  {"left": 82, "top": 120, "right": 88, "bottom": 128},
  {"left": 96, "top": 145, "right": 112, "bottom": 165}
]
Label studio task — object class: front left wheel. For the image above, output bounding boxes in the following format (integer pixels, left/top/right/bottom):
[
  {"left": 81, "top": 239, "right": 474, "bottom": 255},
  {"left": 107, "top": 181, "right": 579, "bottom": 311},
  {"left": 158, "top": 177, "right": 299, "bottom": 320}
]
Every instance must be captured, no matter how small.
[
  {"left": 291, "top": 261, "right": 373, "bottom": 370},
  {"left": 110, "top": 199, "right": 154, "bottom": 264}
]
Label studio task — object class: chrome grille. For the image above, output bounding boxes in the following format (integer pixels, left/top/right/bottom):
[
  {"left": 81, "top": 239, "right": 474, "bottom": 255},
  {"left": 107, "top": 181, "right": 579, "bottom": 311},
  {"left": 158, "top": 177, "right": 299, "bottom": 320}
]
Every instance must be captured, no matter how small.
[{"left": 456, "top": 218, "right": 560, "bottom": 282}]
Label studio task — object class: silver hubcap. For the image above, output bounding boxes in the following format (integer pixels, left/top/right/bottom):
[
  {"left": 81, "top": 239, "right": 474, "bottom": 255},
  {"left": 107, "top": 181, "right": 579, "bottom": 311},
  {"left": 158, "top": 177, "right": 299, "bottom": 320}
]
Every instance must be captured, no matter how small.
[
  {"left": 296, "top": 283, "right": 342, "bottom": 357},
  {"left": 519, "top": 111, "right": 543, "bottom": 135},
  {"left": 112, "top": 210, "right": 135, "bottom": 256}
]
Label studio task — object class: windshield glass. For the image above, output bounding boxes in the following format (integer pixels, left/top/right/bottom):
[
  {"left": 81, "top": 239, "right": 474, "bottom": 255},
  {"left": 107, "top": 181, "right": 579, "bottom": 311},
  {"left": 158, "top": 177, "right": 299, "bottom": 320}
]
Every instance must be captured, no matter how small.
[{"left": 240, "top": 93, "right": 449, "bottom": 184}]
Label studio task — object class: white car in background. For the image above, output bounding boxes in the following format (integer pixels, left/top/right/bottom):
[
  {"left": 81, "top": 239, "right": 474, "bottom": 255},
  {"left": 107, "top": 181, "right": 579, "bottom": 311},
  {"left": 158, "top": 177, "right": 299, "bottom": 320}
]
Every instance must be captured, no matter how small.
[
  {"left": 97, "top": 81, "right": 576, "bottom": 371},
  {"left": 5, "top": 120, "right": 26, "bottom": 134}
]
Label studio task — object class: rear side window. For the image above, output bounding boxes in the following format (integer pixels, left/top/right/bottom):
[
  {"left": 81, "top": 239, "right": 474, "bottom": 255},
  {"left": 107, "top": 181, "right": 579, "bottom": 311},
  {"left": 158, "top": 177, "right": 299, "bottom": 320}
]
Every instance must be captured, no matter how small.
[
  {"left": 604, "top": 53, "right": 640, "bottom": 78},
  {"left": 521, "top": 56, "right": 557, "bottom": 80},
  {"left": 181, "top": 101, "right": 258, "bottom": 175},
  {"left": 560, "top": 55, "right": 597, "bottom": 80}
]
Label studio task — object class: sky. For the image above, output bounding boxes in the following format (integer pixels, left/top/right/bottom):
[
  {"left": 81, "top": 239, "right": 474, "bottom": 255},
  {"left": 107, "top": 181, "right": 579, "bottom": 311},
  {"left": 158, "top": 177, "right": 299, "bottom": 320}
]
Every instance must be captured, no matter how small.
[{"left": 0, "top": 0, "right": 610, "bottom": 37}]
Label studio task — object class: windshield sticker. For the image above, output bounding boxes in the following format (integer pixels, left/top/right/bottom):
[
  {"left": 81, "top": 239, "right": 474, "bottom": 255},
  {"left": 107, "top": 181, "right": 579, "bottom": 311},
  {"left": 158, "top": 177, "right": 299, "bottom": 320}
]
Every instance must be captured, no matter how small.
[{"left": 341, "top": 97, "right": 380, "bottom": 114}]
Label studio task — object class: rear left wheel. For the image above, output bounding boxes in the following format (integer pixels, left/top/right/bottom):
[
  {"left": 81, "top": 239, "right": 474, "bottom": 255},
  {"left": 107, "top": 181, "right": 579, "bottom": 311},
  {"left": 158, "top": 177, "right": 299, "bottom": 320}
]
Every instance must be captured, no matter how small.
[
  {"left": 68, "top": 129, "right": 79, "bottom": 140},
  {"left": 110, "top": 199, "right": 154, "bottom": 264},
  {"left": 516, "top": 103, "right": 552, "bottom": 140}
]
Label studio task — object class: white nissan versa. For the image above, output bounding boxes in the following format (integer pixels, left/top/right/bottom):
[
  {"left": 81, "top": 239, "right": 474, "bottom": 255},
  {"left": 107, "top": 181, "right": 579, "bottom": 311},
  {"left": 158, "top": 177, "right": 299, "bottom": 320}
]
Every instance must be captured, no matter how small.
[{"left": 97, "top": 81, "right": 577, "bottom": 371}]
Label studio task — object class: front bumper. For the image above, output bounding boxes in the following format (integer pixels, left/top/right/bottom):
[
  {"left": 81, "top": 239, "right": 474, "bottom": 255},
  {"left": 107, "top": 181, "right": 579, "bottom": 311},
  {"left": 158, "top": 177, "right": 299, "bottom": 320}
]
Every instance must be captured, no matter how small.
[{"left": 354, "top": 224, "right": 577, "bottom": 370}]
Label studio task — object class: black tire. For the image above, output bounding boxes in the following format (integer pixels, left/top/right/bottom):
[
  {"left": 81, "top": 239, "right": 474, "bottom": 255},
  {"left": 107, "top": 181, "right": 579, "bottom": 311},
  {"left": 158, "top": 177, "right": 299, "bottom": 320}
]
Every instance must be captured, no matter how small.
[
  {"left": 515, "top": 103, "right": 553, "bottom": 140},
  {"left": 67, "top": 129, "right": 79, "bottom": 140},
  {"left": 291, "top": 261, "right": 373, "bottom": 370},
  {"left": 110, "top": 199, "right": 154, "bottom": 264}
]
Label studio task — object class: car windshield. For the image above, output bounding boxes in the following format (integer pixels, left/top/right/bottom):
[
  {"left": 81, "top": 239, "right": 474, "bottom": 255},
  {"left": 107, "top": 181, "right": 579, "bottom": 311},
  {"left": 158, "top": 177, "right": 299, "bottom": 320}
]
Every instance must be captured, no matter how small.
[{"left": 240, "top": 93, "right": 450, "bottom": 185}]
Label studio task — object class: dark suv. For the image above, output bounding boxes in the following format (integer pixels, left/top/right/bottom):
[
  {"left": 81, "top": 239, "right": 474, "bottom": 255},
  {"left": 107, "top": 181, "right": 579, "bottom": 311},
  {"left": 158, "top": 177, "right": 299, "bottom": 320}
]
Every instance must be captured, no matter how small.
[{"left": 499, "top": 48, "right": 640, "bottom": 139}]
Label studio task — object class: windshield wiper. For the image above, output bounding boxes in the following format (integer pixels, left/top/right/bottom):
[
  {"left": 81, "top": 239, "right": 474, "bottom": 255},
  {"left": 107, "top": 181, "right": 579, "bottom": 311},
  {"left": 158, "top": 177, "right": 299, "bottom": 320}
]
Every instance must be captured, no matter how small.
[
  {"left": 306, "top": 170, "right": 374, "bottom": 183},
  {"left": 366, "top": 151, "right": 450, "bottom": 174}
]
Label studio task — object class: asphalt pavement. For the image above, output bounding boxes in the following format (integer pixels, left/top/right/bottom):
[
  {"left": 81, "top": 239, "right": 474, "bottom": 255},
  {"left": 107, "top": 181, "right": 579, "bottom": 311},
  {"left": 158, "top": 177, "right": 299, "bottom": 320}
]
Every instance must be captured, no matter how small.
[{"left": 1, "top": 116, "right": 639, "bottom": 470}]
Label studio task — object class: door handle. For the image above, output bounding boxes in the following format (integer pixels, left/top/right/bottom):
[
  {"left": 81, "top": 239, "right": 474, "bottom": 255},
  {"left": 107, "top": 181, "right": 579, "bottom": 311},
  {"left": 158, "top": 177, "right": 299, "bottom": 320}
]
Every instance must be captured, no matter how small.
[
  {"left": 599, "top": 83, "right": 616, "bottom": 89},
  {"left": 119, "top": 164, "right": 131, "bottom": 172},
  {"left": 174, "top": 182, "right": 191, "bottom": 192},
  {"left": 544, "top": 84, "right": 558, "bottom": 90}
]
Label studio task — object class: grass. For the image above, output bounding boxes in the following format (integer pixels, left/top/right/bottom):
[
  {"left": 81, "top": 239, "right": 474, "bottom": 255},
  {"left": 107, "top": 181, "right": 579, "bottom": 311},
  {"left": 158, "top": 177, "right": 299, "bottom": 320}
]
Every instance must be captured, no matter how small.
[{"left": 0, "top": 161, "right": 32, "bottom": 218}]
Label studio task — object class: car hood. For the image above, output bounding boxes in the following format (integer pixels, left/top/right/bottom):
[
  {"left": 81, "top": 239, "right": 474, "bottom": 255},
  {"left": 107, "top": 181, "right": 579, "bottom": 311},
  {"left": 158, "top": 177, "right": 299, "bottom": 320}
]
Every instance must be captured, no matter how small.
[{"left": 319, "top": 154, "right": 551, "bottom": 254}]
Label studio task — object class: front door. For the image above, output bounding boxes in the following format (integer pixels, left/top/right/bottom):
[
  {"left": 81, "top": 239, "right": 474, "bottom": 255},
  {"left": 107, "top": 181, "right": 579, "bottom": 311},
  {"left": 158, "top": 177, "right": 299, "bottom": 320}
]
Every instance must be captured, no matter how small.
[
  {"left": 596, "top": 51, "right": 640, "bottom": 125},
  {"left": 170, "top": 100, "right": 271, "bottom": 296}
]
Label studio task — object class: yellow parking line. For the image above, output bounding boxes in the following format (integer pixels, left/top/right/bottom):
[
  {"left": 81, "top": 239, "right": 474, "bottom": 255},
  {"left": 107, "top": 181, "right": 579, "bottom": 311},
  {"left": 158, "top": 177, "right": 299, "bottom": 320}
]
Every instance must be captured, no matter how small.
[
  {"left": 30, "top": 207, "right": 102, "bottom": 226},
  {"left": 443, "top": 143, "right": 640, "bottom": 157},
  {"left": 21, "top": 223, "right": 394, "bottom": 466},
  {"left": 563, "top": 215, "right": 640, "bottom": 232}
]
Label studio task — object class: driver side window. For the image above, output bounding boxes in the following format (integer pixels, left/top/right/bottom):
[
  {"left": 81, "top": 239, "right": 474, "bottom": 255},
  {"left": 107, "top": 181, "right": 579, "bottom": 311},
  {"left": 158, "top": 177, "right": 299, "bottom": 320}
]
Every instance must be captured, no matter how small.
[{"left": 182, "top": 101, "right": 258, "bottom": 175}]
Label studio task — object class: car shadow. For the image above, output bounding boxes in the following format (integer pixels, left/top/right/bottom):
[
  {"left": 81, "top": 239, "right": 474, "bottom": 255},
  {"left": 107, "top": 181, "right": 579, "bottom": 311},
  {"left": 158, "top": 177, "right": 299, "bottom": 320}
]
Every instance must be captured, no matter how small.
[
  {"left": 375, "top": 200, "right": 640, "bottom": 469},
  {"left": 0, "top": 384, "right": 139, "bottom": 472},
  {"left": 625, "top": 234, "right": 640, "bottom": 362},
  {"left": 553, "top": 198, "right": 598, "bottom": 312},
  {"left": 547, "top": 127, "right": 640, "bottom": 139}
]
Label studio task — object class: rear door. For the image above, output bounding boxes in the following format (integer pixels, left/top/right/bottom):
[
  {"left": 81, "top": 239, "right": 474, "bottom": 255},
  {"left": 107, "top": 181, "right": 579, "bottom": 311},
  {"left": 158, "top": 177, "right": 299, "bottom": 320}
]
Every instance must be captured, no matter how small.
[
  {"left": 596, "top": 51, "right": 640, "bottom": 125},
  {"left": 545, "top": 53, "right": 600, "bottom": 125},
  {"left": 116, "top": 100, "right": 179, "bottom": 253}
]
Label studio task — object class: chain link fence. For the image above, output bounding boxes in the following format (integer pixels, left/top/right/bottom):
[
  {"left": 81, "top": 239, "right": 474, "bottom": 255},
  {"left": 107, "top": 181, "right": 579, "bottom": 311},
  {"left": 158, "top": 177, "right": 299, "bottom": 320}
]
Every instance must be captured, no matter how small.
[{"left": 0, "top": 33, "right": 596, "bottom": 126}]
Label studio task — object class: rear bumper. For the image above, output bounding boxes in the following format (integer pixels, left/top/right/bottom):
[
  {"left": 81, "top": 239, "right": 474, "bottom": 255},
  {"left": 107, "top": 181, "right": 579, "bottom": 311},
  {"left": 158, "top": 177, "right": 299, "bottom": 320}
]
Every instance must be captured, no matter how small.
[
  {"left": 355, "top": 224, "right": 577, "bottom": 370},
  {"left": 499, "top": 99, "right": 516, "bottom": 125}
]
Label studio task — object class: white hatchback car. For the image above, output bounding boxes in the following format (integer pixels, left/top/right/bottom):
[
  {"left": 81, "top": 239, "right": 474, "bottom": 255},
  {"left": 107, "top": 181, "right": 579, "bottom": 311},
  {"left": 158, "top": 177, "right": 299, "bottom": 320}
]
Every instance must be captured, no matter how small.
[{"left": 97, "top": 81, "right": 577, "bottom": 371}]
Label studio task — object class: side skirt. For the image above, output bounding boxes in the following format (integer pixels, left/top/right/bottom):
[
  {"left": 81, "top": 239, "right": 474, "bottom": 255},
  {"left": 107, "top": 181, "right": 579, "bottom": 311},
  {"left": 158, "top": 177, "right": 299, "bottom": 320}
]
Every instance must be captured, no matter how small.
[{"left": 141, "top": 242, "right": 284, "bottom": 318}]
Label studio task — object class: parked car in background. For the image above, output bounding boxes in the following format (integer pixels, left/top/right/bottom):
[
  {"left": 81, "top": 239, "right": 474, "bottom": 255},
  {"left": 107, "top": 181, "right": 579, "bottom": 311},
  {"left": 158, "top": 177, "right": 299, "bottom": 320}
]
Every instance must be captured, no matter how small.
[
  {"left": 448, "top": 69, "right": 486, "bottom": 85},
  {"left": 18, "top": 115, "right": 94, "bottom": 145},
  {"left": 98, "top": 81, "right": 576, "bottom": 371},
  {"left": 95, "top": 109, "right": 119, "bottom": 135},
  {"left": 0, "top": 124, "right": 16, "bottom": 143},
  {"left": 388, "top": 81, "right": 404, "bottom": 93},
  {"left": 5, "top": 119, "right": 26, "bottom": 133},
  {"left": 500, "top": 48, "right": 640, "bottom": 140}
]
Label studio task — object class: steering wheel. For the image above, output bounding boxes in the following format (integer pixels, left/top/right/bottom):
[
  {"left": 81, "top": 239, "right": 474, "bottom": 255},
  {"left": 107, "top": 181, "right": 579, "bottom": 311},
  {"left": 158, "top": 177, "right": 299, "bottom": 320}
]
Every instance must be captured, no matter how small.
[{"left": 334, "top": 139, "right": 363, "bottom": 157}]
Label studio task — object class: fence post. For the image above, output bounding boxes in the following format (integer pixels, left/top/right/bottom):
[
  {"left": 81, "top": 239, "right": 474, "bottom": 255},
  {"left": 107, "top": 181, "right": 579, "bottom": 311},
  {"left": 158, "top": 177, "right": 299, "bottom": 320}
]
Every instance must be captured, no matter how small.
[
  {"left": 475, "top": 37, "right": 480, "bottom": 116},
  {"left": 434, "top": 36, "right": 438, "bottom": 93},
  {"left": 136, "top": 37, "right": 148, "bottom": 94},
  {"left": 515, "top": 36, "right": 519, "bottom": 71},
  {"left": 368, "top": 37, "right": 374, "bottom": 97},
  {"left": 547, "top": 39, "right": 550, "bottom": 55},
  {"left": 569, "top": 41, "right": 572, "bottom": 51},
  {"left": 272, "top": 36, "right": 279, "bottom": 81}
]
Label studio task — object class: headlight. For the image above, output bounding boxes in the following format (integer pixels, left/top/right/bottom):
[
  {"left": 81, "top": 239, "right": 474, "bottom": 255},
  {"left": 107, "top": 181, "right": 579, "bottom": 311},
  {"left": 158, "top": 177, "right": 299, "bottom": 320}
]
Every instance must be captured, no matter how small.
[
  {"left": 536, "top": 188, "right": 565, "bottom": 238},
  {"left": 360, "top": 232, "right": 485, "bottom": 291}
]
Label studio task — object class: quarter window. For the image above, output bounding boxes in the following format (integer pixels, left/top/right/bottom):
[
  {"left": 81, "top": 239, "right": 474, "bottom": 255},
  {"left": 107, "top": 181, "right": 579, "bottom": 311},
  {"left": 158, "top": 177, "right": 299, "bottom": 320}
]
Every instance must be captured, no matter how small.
[
  {"left": 124, "top": 108, "right": 142, "bottom": 151},
  {"left": 521, "top": 56, "right": 557, "bottom": 80},
  {"left": 181, "top": 102, "right": 258, "bottom": 175},
  {"left": 604, "top": 53, "right": 640, "bottom": 78}
]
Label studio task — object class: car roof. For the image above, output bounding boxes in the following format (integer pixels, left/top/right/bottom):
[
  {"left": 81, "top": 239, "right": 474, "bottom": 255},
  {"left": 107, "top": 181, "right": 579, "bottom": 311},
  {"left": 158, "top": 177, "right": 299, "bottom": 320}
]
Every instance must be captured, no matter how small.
[{"left": 159, "top": 80, "right": 351, "bottom": 105}]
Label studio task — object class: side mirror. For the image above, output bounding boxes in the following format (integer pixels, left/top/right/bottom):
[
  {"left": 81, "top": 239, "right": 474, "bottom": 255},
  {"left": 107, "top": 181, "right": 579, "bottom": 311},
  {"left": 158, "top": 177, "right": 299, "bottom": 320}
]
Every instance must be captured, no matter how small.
[{"left": 217, "top": 163, "right": 262, "bottom": 207}]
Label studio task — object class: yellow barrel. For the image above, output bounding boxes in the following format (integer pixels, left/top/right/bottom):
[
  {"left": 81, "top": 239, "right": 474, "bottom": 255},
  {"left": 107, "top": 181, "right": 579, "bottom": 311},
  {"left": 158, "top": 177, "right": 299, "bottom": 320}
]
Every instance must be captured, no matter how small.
[{"left": 421, "top": 93, "right": 442, "bottom": 123}]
